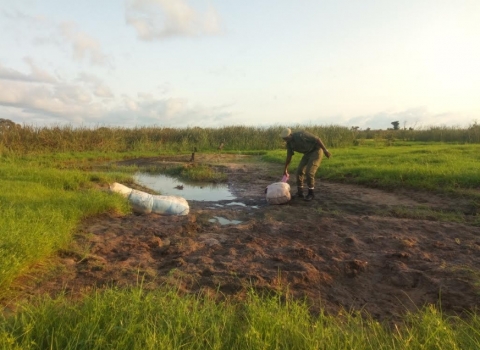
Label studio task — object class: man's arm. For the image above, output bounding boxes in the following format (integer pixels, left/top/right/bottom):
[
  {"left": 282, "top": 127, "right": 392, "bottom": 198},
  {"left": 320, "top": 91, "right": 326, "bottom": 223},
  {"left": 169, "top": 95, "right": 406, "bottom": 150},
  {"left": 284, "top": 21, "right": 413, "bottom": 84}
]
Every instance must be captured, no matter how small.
[
  {"left": 284, "top": 154, "right": 292, "bottom": 175},
  {"left": 316, "top": 138, "right": 331, "bottom": 158}
]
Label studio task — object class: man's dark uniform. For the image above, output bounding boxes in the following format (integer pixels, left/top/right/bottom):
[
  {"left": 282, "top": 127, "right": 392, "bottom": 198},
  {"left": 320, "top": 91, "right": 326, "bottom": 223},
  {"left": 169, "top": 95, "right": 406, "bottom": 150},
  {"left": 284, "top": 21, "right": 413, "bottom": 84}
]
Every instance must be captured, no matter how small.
[{"left": 285, "top": 131, "right": 324, "bottom": 190}]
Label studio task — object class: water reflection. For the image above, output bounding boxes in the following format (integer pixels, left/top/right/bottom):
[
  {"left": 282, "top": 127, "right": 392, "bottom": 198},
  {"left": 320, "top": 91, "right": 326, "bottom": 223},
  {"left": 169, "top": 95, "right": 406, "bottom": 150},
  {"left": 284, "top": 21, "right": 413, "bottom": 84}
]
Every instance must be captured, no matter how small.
[
  {"left": 134, "top": 173, "right": 236, "bottom": 201},
  {"left": 208, "top": 216, "right": 243, "bottom": 225},
  {"left": 226, "top": 202, "right": 246, "bottom": 207}
]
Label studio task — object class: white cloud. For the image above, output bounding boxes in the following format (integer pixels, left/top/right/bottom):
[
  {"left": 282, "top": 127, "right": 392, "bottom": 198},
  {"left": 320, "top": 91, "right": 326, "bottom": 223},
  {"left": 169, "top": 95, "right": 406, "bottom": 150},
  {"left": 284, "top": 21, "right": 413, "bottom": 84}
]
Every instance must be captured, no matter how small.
[
  {"left": 1, "top": 9, "right": 47, "bottom": 27},
  {"left": 0, "top": 63, "right": 113, "bottom": 125},
  {"left": 0, "top": 80, "right": 102, "bottom": 121},
  {"left": 76, "top": 72, "right": 114, "bottom": 98},
  {"left": 0, "top": 55, "right": 232, "bottom": 128},
  {"left": 0, "top": 57, "right": 57, "bottom": 83},
  {"left": 2, "top": 9, "right": 111, "bottom": 67},
  {"left": 94, "top": 85, "right": 114, "bottom": 98},
  {"left": 123, "top": 95, "right": 139, "bottom": 111},
  {"left": 54, "top": 84, "right": 92, "bottom": 105},
  {"left": 125, "top": 0, "right": 222, "bottom": 40},
  {"left": 59, "top": 22, "right": 110, "bottom": 66},
  {"left": 106, "top": 94, "right": 234, "bottom": 127}
]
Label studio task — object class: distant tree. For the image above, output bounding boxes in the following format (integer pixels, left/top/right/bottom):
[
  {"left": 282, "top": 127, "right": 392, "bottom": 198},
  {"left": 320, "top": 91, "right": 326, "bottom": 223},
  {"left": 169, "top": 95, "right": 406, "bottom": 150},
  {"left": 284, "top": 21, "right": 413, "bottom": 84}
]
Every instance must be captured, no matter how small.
[
  {"left": 391, "top": 121, "right": 400, "bottom": 130},
  {"left": 0, "top": 118, "right": 21, "bottom": 132}
]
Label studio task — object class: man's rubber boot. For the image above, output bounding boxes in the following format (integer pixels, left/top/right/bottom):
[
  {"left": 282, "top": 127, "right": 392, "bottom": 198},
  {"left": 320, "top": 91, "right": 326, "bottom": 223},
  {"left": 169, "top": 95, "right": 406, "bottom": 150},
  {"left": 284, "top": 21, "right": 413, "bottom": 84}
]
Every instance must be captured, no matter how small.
[
  {"left": 305, "top": 189, "right": 315, "bottom": 201},
  {"left": 296, "top": 187, "right": 304, "bottom": 199}
]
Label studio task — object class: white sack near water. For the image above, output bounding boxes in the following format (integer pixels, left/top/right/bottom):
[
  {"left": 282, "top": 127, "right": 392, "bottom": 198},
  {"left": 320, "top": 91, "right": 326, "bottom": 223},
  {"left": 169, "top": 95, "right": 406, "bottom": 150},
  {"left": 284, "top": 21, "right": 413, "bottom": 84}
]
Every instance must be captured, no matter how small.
[
  {"left": 109, "top": 182, "right": 132, "bottom": 197},
  {"left": 265, "top": 182, "right": 291, "bottom": 205},
  {"left": 109, "top": 182, "right": 189, "bottom": 216}
]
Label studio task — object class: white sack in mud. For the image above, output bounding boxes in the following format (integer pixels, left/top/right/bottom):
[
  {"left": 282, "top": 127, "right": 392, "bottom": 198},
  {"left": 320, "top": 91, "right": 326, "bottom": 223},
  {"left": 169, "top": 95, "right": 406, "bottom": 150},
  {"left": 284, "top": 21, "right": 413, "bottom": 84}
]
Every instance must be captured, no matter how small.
[
  {"left": 265, "top": 182, "right": 291, "bottom": 205},
  {"left": 151, "top": 194, "right": 189, "bottom": 216},
  {"left": 110, "top": 182, "right": 189, "bottom": 215}
]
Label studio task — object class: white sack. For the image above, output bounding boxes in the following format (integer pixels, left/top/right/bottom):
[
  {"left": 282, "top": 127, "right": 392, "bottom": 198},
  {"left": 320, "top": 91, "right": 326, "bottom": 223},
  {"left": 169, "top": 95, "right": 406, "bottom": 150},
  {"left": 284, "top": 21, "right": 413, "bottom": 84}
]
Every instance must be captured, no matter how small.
[
  {"left": 109, "top": 182, "right": 132, "bottom": 197},
  {"left": 109, "top": 182, "right": 189, "bottom": 216},
  {"left": 151, "top": 195, "right": 190, "bottom": 216},
  {"left": 128, "top": 189, "right": 154, "bottom": 214},
  {"left": 265, "top": 182, "right": 291, "bottom": 205}
]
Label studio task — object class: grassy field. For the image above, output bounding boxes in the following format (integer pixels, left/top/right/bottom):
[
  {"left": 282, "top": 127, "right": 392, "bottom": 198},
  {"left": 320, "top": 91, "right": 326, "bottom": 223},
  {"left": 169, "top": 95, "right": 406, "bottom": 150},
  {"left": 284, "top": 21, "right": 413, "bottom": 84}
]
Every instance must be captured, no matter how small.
[
  {"left": 265, "top": 142, "right": 480, "bottom": 225},
  {"left": 2, "top": 287, "right": 480, "bottom": 349},
  {"left": 1, "top": 124, "right": 480, "bottom": 349},
  {"left": 0, "top": 156, "right": 135, "bottom": 294},
  {"left": 265, "top": 141, "right": 480, "bottom": 195}
]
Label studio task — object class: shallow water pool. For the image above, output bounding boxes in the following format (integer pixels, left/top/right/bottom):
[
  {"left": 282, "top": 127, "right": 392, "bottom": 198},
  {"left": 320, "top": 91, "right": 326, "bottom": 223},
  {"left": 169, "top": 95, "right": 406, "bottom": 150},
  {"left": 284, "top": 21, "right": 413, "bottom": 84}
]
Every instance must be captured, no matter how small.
[{"left": 134, "top": 173, "right": 237, "bottom": 201}]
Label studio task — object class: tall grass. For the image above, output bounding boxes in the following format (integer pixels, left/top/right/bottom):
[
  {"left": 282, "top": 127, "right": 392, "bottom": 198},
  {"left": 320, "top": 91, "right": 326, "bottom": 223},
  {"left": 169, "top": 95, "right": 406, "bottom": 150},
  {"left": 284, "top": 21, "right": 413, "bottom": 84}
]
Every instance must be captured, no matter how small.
[
  {"left": 1, "top": 287, "right": 479, "bottom": 349},
  {"left": 357, "top": 122, "right": 480, "bottom": 143},
  {"left": 2, "top": 122, "right": 479, "bottom": 158},
  {"left": 0, "top": 123, "right": 358, "bottom": 156}
]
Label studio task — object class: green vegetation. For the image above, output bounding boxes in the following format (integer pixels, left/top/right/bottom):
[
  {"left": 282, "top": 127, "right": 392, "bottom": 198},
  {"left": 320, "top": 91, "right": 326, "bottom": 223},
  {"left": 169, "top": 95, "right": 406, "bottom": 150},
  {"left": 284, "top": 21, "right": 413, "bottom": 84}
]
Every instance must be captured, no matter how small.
[
  {"left": 1, "top": 123, "right": 480, "bottom": 349},
  {"left": 265, "top": 142, "right": 480, "bottom": 195},
  {"left": 2, "top": 122, "right": 479, "bottom": 158},
  {"left": 0, "top": 158, "right": 131, "bottom": 295},
  {"left": 357, "top": 122, "right": 480, "bottom": 143},
  {"left": 265, "top": 142, "right": 479, "bottom": 225},
  {"left": 0, "top": 124, "right": 355, "bottom": 155},
  {"left": 1, "top": 287, "right": 480, "bottom": 349}
]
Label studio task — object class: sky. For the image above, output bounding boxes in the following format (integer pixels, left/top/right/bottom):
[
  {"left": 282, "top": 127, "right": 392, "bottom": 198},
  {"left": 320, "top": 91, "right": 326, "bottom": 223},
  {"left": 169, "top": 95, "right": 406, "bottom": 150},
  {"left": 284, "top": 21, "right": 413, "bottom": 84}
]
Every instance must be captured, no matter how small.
[{"left": 1, "top": 0, "right": 479, "bottom": 130}]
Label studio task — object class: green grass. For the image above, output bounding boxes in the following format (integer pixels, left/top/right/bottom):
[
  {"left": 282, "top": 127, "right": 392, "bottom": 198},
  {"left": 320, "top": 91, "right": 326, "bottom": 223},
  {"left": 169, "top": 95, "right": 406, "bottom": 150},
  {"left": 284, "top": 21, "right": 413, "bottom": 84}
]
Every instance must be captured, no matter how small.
[
  {"left": 264, "top": 142, "right": 480, "bottom": 195},
  {"left": 1, "top": 287, "right": 479, "bottom": 349},
  {"left": 264, "top": 142, "right": 480, "bottom": 225},
  {"left": 0, "top": 159, "right": 131, "bottom": 294}
]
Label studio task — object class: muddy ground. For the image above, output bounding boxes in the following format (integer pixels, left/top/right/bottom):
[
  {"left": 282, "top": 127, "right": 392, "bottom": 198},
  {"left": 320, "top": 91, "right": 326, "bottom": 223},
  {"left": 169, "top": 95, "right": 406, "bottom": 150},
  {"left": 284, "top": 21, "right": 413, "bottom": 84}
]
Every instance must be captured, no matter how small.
[{"left": 10, "top": 154, "right": 480, "bottom": 323}]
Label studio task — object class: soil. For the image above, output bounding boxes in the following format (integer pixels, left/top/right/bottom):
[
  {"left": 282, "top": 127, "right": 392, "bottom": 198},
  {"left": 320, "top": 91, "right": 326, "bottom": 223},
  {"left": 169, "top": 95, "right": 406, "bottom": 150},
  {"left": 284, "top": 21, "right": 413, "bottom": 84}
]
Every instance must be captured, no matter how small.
[{"left": 8, "top": 154, "right": 480, "bottom": 323}]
